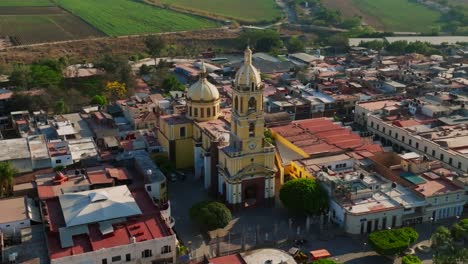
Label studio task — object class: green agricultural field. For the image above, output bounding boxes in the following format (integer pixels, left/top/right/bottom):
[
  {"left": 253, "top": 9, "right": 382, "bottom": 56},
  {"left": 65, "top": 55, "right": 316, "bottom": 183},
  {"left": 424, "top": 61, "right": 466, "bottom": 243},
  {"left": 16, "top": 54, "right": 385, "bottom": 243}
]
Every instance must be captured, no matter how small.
[
  {"left": 157, "top": 0, "right": 282, "bottom": 23},
  {"left": 0, "top": 0, "right": 52, "bottom": 6},
  {"left": 351, "top": 0, "right": 443, "bottom": 33},
  {"left": 54, "top": 0, "right": 219, "bottom": 36}
]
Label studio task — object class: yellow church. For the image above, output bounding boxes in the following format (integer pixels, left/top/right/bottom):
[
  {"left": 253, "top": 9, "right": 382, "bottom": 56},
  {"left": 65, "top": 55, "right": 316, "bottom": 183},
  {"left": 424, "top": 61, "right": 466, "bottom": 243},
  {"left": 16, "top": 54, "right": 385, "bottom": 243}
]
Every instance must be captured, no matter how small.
[{"left": 158, "top": 47, "right": 277, "bottom": 207}]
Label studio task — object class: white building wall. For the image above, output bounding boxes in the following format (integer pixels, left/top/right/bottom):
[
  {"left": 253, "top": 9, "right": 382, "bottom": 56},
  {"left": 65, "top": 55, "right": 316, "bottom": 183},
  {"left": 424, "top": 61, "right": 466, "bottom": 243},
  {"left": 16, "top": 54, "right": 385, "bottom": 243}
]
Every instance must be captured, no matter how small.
[
  {"left": 345, "top": 208, "right": 404, "bottom": 235},
  {"left": 367, "top": 115, "right": 468, "bottom": 172},
  {"left": 51, "top": 234, "right": 177, "bottom": 264},
  {"left": 424, "top": 191, "right": 465, "bottom": 221},
  {"left": 329, "top": 200, "right": 345, "bottom": 227},
  {"left": 51, "top": 154, "right": 73, "bottom": 168},
  {"left": 0, "top": 219, "right": 30, "bottom": 237}
]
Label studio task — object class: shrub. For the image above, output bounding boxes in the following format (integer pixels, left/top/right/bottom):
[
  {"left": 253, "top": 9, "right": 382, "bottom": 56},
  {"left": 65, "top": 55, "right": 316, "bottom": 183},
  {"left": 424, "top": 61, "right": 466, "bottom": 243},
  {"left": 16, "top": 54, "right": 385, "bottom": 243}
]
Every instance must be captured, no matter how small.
[
  {"left": 402, "top": 255, "right": 422, "bottom": 264},
  {"left": 189, "top": 201, "right": 232, "bottom": 231},
  {"left": 369, "top": 227, "right": 419, "bottom": 256}
]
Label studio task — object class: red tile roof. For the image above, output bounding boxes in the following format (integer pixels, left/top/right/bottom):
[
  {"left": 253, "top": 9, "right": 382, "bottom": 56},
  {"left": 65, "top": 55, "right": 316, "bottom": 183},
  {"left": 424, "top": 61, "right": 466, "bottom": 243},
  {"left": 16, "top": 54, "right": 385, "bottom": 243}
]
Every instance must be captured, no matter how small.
[
  {"left": 208, "top": 254, "right": 245, "bottom": 264},
  {"left": 45, "top": 187, "right": 173, "bottom": 260},
  {"left": 272, "top": 118, "right": 383, "bottom": 157}
]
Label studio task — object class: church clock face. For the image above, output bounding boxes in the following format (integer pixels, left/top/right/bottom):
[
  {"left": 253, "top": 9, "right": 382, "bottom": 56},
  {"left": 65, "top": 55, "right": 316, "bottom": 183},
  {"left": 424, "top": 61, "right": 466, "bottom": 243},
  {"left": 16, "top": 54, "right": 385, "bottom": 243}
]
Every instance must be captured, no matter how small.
[{"left": 249, "top": 141, "right": 257, "bottom": 150}]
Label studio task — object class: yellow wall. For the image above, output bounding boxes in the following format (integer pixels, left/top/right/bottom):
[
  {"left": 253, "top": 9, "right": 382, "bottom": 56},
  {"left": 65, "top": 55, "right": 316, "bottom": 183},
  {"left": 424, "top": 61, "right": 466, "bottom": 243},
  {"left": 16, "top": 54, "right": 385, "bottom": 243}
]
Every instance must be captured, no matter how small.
[
  {"left": 158, "top": 117, "right": 195, "bottom": 169},
  {"left": 289, "top": 160, "right": 314, "bottom": 179},
  {"left": 175, "top": 138, "right": 194, "bottom": 169}
]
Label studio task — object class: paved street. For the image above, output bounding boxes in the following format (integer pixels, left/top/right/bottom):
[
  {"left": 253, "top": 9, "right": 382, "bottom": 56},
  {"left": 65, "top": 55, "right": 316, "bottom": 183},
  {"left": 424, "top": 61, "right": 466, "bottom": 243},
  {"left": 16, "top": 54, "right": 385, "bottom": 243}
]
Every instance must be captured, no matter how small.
[
  {"left": 168, "top": 173, "right": 465, "bottom": 263},
  {"left": 168, "top": 173, "right": 212, "bottom": 259}
]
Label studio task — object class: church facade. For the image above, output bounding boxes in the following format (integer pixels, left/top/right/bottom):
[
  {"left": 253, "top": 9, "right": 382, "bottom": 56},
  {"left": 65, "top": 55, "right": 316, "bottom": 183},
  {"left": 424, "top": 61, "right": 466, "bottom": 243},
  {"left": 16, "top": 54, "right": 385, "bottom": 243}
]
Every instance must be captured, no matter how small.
[
  {"left": 158, "top": 47, "right": 277, "bottom": 208},
  {"left": 217, "top": 47, "right": 277, "bottom": 207}
]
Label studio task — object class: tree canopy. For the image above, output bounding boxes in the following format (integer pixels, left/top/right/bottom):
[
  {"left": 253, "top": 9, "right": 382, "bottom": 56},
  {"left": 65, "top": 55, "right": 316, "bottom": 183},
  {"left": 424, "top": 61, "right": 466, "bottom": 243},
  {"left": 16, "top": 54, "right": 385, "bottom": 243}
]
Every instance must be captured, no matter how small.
[
  {"left": 368, "top": 227, "right": 418, "bottom": 256},
  {"left": 0, "top": 162, "right": 17, "bottom": 198},
  {"left": 145, "top": 35, "right": 166, "bottom": 59},
  {"left": 90, "top": 95, "right": 108, "bottom": 106},
  {"left": 54, "top": 99, "right": 69, "bottom": 115},
  {"left": 287, "top": 36, "right": 306, "bottom": 53},
  {"left": 189, "top": 201, "right": 232, "bottom": 231},
  {"left": 151, "top": 153, "right": 174, "bottom": 177},
  {"left": 432, "top": 223, "right": 468, "bottom": 264},
  {"left": 279, "top": 178, "right": 328, "bottom": 215},
  {"left": 239, "top": 30, "right": 283, "bottom": 52},
  {"left": 162, "top": 75, "right": 185, "bottom": 92}
]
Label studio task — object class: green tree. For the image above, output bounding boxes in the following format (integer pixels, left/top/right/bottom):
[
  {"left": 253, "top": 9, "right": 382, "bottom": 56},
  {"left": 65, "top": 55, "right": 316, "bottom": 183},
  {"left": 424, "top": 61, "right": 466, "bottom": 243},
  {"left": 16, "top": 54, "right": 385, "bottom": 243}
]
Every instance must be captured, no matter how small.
[
  {"left": 386, "top": 40, "right": 408, "bottom": 54},
  {"left": 9, "top": 64, "right": 31, "bottom": 90},
  {"left": 96, "top": 55, "right": 135, "bottom": 88},
  {"left": 140, "top": 64, "right": 151, "bottom": 75},
  {"left": 151, "top": 153, "right": 174, "bottom": 177},
  {"left": 287, "top": 36, "right": 306, "bottom": 53},
  {"left": 432, "top": 224, "right": 468, "bottom": 264},
  {"left": 328, "top": 34, "right": 349, "bottom": 50},
  {"left": 279, "top": 178, "right": 328, "bottom": 215},
  {"left": 145, "top": 35, "right": 166, "bottom": 64},
  {"left": 359, "top": 40, "right": 386, "bottom": 51},
  {"left": 189, "top": 201, "right": 232, "bottom": 231},
  {"left": 162, "top": 75, "right": 185, "bottom": 92},
  {"left": 54, "top": 99, "right": 69, "bottom": 114},
  {"left": 90, "top": 95, "right": 108, "bottom": 106},
  {"left": 402, "top": 255, "right": 422, "bottom": 264},
  {"left": 0, "top": 162, "right": 17, "bottom": 197},
  {"left": 451, "top": 218, "right": 468, "bottom": 241},
  {"left": 432, "top": 226, "right": 452, "bottom": 249},
  {"left": 30, "top": 65, "right": 63, "bottom": 88},
  {"left": 369, "top": 227, "right": 419, "bottom": 256},
  {"left": 239, "top": 30, "right": 283, "bottom": 52},
  {"left": 264, "top": 129, "right": 275, "bottom": 145},
  {"left": 53, "top": 165, "right": 65, "bottom": 172},
  {"left": 340, "top": 16, "right": 361, "bottom": 29}
]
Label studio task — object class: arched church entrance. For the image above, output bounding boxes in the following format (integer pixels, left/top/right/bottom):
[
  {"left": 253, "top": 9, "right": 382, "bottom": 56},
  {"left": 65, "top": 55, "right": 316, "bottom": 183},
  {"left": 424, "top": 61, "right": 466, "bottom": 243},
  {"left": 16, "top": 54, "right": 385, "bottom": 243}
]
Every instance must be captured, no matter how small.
[{"left": 244, "top": 185, "right": 257, "bottom": 207}]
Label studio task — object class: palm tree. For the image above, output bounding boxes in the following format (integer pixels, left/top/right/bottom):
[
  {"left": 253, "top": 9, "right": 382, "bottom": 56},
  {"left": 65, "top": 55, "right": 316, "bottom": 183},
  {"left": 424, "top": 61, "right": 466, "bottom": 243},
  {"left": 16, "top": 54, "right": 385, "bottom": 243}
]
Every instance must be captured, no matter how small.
[{"left": 0, "top": 162, "right": 17, "bottom": 197}]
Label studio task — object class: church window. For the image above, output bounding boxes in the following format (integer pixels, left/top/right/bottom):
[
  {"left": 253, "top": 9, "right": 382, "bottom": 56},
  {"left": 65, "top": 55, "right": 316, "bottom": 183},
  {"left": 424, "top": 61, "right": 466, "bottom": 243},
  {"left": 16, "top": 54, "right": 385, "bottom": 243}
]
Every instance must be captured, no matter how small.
[
  {"left": 249, "top": 123, "right": 255, "bottom": 137},
  {"left": 201, "top": 108, "right": 204, "bottom": 118},
  {"left": 234, "top": 97, "right": 239, "bottom": 112},
  {"left": 213, "top": 106, "right": 216, "bottom": 116},
  {"left": 180, "top": 127, "right": 186, "bottom": 137},
  {"left": 240, "top": 97, "right": 244, "bottom": 113},
  {"left": 207, "top": 107, "right": 211, "bottom": 117},
  {"left": 194, "top": 108, "right": 198, "bottom": 117},
  {"left": 189, "top": 107, "right": 192, "bottom": 116},
  {"left": 248, "top": 97, "right": 256, "bottom": 112},
  {"left": 251, "top": 82, "right": 255, "bottom": 91}
]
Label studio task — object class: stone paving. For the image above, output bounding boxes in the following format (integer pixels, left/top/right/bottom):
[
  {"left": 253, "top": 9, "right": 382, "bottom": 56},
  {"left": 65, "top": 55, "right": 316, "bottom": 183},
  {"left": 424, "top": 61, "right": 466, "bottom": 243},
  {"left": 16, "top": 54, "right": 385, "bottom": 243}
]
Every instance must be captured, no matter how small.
[{"left": 168, "top": 173, "right": 465, "bottom": 263}]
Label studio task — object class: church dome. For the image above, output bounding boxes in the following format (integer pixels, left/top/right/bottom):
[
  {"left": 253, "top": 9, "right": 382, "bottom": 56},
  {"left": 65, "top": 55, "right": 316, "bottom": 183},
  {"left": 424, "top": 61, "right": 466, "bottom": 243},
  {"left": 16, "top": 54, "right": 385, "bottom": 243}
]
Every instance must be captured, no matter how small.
[
  {"left": 234, "top": 46, "right": 261, "bottom": 89},
  {"left": 187, "top": 63, "right": 219, "bottom": 102}
]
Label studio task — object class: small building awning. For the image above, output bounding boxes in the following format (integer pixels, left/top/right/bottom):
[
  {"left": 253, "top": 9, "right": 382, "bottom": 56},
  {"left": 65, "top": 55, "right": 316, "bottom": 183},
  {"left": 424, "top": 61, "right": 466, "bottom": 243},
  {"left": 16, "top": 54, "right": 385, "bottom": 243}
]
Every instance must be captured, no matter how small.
[{"left": 310, "top": 249, "right": 331, "bottom": 260}]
